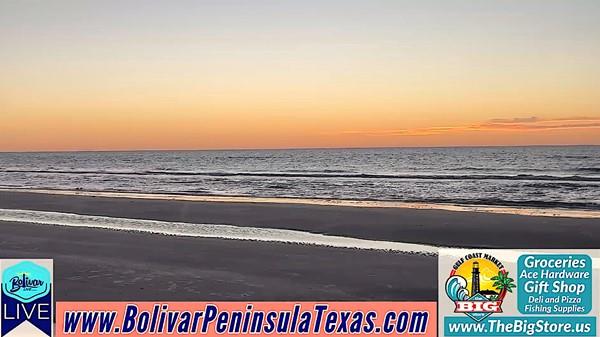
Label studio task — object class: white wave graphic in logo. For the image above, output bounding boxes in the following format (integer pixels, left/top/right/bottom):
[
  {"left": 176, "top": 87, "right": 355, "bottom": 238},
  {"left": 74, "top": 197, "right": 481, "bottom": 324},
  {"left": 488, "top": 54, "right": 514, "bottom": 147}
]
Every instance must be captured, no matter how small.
[{"left": 445, "top": 275, "right": 469, "bottom": 301}]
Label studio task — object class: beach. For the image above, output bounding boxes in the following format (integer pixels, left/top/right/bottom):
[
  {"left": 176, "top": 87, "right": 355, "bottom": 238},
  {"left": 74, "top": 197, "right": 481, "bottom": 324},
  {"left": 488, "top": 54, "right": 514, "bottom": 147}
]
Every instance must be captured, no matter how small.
[{"left": 1, "top": 190, "right": 600, "bottom": 301}]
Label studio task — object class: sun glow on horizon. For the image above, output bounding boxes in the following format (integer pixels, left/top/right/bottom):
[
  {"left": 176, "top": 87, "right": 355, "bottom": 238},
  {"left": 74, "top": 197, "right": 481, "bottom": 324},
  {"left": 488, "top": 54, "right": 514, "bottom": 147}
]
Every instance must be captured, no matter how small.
[{"left": 1, "top": 1, "right": 600, "bottom": 151}]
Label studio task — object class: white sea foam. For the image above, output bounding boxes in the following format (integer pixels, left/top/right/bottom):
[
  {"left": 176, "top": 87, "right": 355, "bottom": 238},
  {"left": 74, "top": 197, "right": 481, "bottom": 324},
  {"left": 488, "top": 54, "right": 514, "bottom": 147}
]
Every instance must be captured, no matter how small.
[
  {"left": 2, "top": 188, "right": 599, "bottom": 218},
  {"left": 2, "top": 208, "right": 598, "bottom": 266},
  {"left": 0, "top": 208, "right": 438, "bottom": 255}
]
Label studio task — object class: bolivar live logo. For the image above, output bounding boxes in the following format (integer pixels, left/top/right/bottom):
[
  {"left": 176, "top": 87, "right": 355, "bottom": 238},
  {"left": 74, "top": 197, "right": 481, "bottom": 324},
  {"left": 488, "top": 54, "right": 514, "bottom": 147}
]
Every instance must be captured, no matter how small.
[
  {"left": 445, "top": 252, "right": 515, "bottom": 322},
  {"left": 1, "top": 260, "right": 53, "bottom": 337}
]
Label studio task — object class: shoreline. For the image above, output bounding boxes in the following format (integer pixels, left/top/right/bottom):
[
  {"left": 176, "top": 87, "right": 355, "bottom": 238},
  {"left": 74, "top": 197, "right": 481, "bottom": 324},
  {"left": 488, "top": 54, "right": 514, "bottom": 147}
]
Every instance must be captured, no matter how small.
[
  {"left": 0, "top": 220, "right": 436, "bottom": 300},
  {"left": 1, "top": 188, "right": 599, "bottom": 219},
  {"left": 1, "top": 189, "right": 600, "bottom": 300},
  {"left": 0, "top": 208, "right": 439, "bottom": 255},
  {"left": 2, "top": 190, "right": 600, "bottom": 248}
]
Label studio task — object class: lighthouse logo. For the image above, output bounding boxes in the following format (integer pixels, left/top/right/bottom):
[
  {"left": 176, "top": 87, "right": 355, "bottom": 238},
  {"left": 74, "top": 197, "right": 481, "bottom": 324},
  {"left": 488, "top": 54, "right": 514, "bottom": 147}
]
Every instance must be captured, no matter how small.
[{"left": 445, "top": 252, "right": 515, "bottom": 322}]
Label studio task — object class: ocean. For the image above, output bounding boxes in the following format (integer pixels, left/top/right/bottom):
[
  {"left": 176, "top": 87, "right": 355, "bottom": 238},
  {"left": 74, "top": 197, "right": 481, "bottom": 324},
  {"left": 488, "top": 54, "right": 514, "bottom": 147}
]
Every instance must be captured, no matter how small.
[{"left": 0, "top": 146, "right": 599, "bottom": 210}]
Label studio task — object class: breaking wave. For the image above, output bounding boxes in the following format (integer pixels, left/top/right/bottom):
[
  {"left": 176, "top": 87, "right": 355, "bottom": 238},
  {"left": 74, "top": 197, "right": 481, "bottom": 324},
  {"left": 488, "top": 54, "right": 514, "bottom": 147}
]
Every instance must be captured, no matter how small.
[{"left": 1, "top": 169, "right": 599, "bottom": 182}]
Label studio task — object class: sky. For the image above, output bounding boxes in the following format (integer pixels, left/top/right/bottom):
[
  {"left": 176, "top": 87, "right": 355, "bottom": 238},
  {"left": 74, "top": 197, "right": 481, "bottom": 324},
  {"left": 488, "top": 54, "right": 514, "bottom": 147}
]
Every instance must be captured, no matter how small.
[{"left": 1, "top": 0, "right": 599, "bottom": 151}]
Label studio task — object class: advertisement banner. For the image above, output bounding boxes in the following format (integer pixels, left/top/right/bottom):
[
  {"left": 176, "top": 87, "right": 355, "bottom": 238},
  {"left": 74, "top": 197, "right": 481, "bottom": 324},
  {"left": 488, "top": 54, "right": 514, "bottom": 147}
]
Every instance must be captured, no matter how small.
[
  {"left": 56, "top": 301, "right": 436, "bottom": 336},
  {"left": 439, "top": 249, "right": 598, "bottom": 337}
]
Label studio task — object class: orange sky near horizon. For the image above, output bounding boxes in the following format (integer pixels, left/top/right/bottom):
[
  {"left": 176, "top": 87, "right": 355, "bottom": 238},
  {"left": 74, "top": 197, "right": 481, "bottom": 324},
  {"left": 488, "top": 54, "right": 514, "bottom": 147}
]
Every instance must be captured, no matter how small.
[{"left": 1, "top": 1, "right": 599, "bottom": 152}]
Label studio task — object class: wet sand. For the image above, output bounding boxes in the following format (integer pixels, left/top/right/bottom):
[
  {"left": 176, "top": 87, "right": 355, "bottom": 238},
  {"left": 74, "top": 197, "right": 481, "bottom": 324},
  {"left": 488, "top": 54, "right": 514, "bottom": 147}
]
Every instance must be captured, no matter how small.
[
  {"left": 0, "top": 220, "right": 436, "bottom": 301},
  {"left": 2, "top": 190, "right": 600, "bottom": 248},
  {"left": 0, "top": 190, "right": 599, "bottom": 301}
]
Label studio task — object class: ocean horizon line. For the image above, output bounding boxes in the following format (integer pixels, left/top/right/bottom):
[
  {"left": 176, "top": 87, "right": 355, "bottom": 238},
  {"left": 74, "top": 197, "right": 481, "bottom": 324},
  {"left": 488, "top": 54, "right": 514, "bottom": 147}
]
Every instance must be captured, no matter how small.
[{"left": 1, "top": 144, "right": 599, "bottom": 154}]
